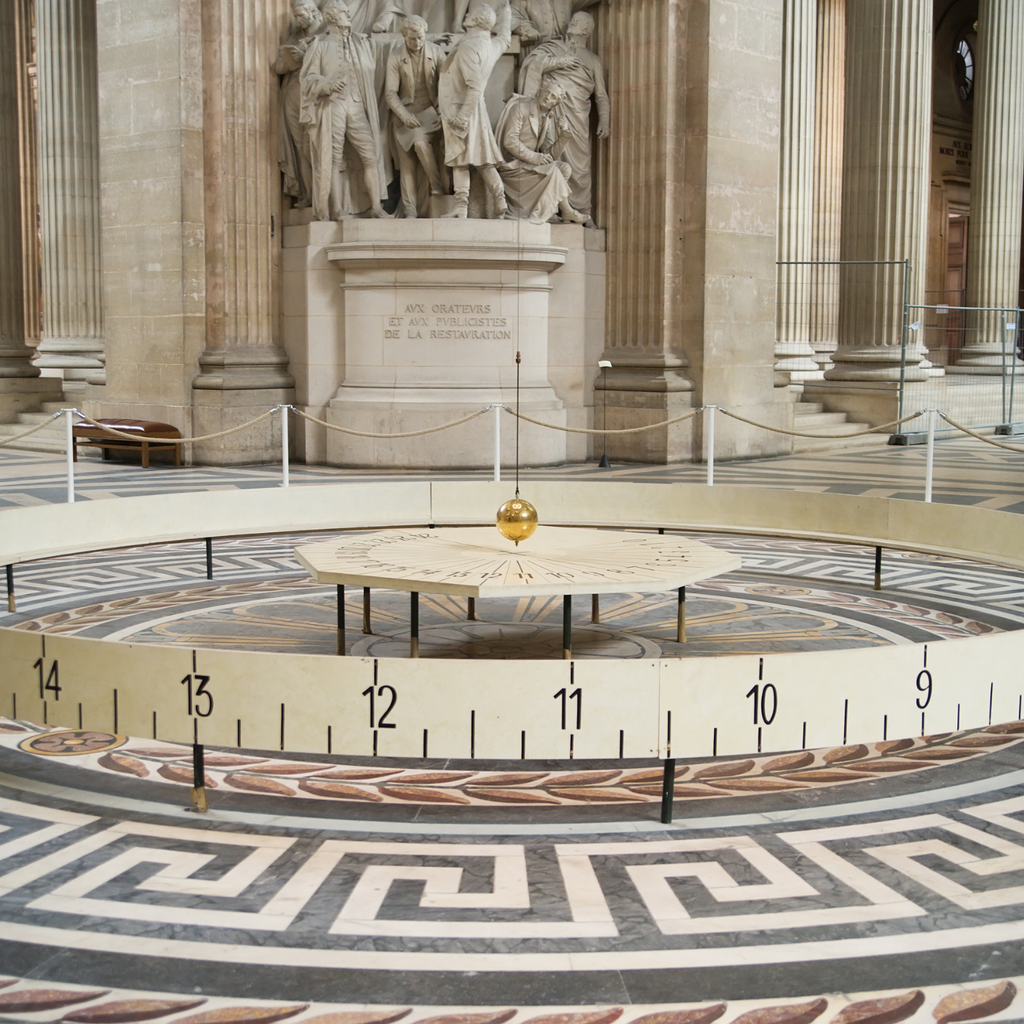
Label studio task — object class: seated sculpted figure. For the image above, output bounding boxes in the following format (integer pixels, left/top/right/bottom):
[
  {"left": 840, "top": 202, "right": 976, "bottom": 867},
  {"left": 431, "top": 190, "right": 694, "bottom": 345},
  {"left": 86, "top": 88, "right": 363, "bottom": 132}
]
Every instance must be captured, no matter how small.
[
  {"left": 299, "top": 0, "right": 389, "bottom": 219},
  {"left": 385, "top": 15, "right": 446, "bottom": 217},
  {"left": 275, "top": 0, "right": 323, "bottom": 207},
  {"left": 438, "top": 0, "right": 512, "bottom": 218},
  {"left": 496, "top": 83, "right": 586, "bottom": 224},
  {"left": 519, "top": 10, "right": 608, "bottom": 225}
]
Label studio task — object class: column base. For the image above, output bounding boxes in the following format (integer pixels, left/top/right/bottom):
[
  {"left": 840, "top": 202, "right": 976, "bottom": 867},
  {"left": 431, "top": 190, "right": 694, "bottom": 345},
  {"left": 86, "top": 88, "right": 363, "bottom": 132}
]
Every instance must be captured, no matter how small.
[
  {"left": 32, "top": 337, "right": 104, "bottom": 379},
  {"left": 824, "top": 346, "right": 929, "bottom": 383},
  {"left": 595, "top": 389, "right": 696, "bottom": 464},
  {"left": 191, "top": 388, "right": 294, "bottom": 465},
  {"left": 193, "top": 348, "right": 295, "bottom": 391}
]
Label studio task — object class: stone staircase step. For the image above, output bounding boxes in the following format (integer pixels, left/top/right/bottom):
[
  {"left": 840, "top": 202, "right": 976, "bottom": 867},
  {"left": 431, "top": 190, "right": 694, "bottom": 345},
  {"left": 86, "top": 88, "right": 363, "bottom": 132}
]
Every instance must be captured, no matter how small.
[
  {"left": 792, "top": 400, "right": 891, "bottom": 454},
  {"left": 792, "top": 411, "right": 853, "bottom": 429},
  {"left": 0, "top": 397, "right": 71, "bottom": 454}
]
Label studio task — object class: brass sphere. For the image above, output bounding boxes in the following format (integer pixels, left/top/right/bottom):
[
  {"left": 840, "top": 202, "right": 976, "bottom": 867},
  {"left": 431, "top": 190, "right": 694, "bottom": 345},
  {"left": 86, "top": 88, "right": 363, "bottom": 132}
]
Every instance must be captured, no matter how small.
[{"left": 496, "top": 497, "right": 538, "bottom": 546}]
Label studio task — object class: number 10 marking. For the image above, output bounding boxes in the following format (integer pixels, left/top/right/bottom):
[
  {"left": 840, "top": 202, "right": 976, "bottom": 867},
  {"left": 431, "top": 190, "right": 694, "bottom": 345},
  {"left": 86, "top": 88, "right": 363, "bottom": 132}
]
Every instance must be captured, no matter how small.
[{"left": 746, "top": 682, "right": 777, "bottom": 725}]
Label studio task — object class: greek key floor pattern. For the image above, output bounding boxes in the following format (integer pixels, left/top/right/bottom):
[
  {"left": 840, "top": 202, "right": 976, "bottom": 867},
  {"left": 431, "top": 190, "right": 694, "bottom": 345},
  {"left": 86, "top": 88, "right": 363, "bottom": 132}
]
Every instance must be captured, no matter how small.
[{"left": 4, "top": 446, "right": 1024, "bottom": 1019}]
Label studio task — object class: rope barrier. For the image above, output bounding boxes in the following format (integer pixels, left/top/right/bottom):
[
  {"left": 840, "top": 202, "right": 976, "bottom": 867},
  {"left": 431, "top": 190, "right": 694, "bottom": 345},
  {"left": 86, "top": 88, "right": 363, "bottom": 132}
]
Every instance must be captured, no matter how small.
[
  {"left": 505, "top": 407, "right": 702, "bottom": 435},
  {"left": 73, "top": 409, "right": 279, "bottom": 445},
  {"left": 938, "top": 413, "right": 1024, "bottom": 453},
  {"left": 7, "top": 403, "right": 1024, "bottom": 457},
  {"left": 716, "top": 408, "right": 926, "bottom": 439},
  {"left": 294, "top": 406, "right": 488, "bottom": 438},
  {"left": 0, "top": 411, "right": 65, "bottom": 447}
]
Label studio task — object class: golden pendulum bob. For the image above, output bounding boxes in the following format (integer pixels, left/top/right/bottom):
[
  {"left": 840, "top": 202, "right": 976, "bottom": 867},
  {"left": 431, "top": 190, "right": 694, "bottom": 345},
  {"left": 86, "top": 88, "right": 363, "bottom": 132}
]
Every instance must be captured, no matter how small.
[
  {"left": 497, "top": 351, "right": 538, "bottom": 545},
  {"left": 496, "top": 497, "right": 538, "bottom": 546}
]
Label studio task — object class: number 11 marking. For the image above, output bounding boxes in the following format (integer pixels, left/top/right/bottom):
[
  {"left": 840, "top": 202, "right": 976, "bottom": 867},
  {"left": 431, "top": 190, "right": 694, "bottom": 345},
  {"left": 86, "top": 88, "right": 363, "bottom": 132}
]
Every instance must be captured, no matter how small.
[{"left": 554, "top": 687, "right": 581, "bottom": 730}]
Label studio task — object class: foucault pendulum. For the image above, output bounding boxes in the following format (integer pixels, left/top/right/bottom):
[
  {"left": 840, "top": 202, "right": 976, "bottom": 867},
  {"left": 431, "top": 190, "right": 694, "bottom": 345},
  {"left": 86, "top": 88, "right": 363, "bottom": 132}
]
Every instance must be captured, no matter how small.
[{"left": 496, "top": 351, "right": 538, "bottom": 546}]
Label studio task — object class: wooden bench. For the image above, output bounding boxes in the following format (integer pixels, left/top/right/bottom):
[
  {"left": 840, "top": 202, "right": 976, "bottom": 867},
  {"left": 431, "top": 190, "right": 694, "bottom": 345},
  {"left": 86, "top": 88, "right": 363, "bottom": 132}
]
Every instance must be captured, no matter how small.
[{"left": 73, "top": 419, "right": 182, "bottom": 468}]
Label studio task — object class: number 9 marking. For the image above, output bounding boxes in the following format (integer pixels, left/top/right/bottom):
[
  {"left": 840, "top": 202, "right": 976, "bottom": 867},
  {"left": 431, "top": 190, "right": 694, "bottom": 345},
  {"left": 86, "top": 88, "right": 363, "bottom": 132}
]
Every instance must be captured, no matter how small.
[{"left": 915, "top": 669, "right": 932, "bottom": 709}]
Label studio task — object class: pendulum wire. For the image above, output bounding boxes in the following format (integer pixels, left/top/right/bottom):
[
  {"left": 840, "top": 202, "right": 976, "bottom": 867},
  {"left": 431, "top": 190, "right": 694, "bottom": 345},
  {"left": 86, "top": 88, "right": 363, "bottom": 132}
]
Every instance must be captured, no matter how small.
[{"left": 512, "top": 350, "right": 520, "bottom": 497}]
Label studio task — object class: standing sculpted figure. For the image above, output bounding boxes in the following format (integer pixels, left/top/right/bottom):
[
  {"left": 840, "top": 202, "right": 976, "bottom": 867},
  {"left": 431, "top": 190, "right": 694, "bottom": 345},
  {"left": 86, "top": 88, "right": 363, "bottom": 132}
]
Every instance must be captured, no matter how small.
[
  {"left": 496, "top": 82, "right": 586, "bottom": 224},
  {"left": 518, "top": 10, "right": 608, "bottom": 225},
  {"left": 438, "top": 0, "right": 512, "bottom": 218},
  {"left": 300, "top": 0, "right": 388, "bottom": 220},
  {"left": 385, "top": 15, "right": 446, "bottom": 217},
  {"left": 347, "top": 0, "right": 405, "bottom": 33},
  {"left": 275, "top": 0, "right": 323, "bottom": 207},
  {"left": 508, "top": 0, "right": 599, "bottom": 44}
]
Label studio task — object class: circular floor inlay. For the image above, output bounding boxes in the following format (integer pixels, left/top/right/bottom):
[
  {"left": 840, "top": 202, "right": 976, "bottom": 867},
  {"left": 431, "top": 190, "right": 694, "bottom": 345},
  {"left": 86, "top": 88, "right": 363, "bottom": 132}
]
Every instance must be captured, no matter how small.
[{"left": 19, "top": 730, "right": 125, "bottom": 756}]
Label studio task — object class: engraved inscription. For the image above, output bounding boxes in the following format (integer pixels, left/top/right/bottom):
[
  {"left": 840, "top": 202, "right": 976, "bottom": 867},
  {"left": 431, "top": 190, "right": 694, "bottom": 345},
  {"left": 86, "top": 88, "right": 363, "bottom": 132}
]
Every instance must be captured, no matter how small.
[{"left": 391, "top": 303, "right": 512, "bottom": 341}]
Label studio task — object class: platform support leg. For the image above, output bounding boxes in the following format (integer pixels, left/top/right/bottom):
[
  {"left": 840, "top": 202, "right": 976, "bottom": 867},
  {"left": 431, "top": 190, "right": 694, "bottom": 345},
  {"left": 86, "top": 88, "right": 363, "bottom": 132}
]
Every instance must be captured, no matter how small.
[
  {"left": 467, "top": 597, "right": 477, "bottom": 621},
  {"left": 660, "top": 758, "right": 676, "bottom": 824},
  {"left": 6, "top": 564, "right": 14, "bottom": 613},
  {"left": 205, "top": 538, "right": 213, "bottom": 580},
  {"left": 363, "top": 587, "right": 372, "bottom": 634},
  {"left": 563, "top": 595, "right": 572, "bottom": 660},
  {"left": 677, "top": 586, "right": 686, "bottom": 643},
  {"left": 337, "top": 584, "right": 346, "bottom": 656},
  {"left": 410, "top": 592, "right": 420, "bottom": 658},
  {"left": 191, "top": 743, "right": 208, "bottom": 813},
  {"left": 874, "top": 546, "right": 882, "bottom": 591},
  {"left": 591, "top": 594, "right": 599, "bottom": 623}
]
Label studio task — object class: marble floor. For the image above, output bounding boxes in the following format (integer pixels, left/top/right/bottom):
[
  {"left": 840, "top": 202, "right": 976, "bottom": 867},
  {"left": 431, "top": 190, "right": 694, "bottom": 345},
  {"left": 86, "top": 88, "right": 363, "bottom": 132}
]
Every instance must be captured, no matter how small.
[{"left": 3, "top": 441, "right": 1024, "bottom": 1023}]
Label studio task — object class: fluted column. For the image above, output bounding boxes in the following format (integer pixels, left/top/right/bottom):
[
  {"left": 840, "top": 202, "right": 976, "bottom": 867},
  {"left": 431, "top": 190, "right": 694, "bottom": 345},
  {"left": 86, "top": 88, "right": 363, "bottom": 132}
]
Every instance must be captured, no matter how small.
[
  {"left": 953, "top": 0, "right": 1024, "bottom": 374},
  {"left": 15, "top": 0, "right": 39, "bottom": 350},
  {"left": 192, "top": 0, "right": 294, "bottom": 394},
  {"left": 809, "top": 0, "right": 844, "bottom": 371},
  {"left": 825, "top": 0, "right": 930, "bottom": 382},
  {"left": 590, "top": 0, "right": 694, "bottom": 462},
  {"left": 33, "top": 0, "right": 105, "bottom": 379},
  {"left": 775, "top": 0, "right": 820, "bottom": 382},
  {"left": 0, "top": 0, "right": 37, "bottom": 377}
]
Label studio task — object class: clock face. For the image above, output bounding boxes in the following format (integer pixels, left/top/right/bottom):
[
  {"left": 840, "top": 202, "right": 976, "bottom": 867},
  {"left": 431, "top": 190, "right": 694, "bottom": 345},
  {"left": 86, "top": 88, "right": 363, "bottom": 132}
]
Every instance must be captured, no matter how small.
[
  {"left": 955, "top": 36, "right": 974, "bottom": 102},
  {"left": 296, "top": 526, "right": 742, "bottom": 597}
]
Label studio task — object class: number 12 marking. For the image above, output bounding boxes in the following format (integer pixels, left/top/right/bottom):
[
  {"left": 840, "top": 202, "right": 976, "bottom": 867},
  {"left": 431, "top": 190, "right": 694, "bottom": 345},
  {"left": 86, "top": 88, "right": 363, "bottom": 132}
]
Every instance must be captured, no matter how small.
[{"left": 362, "top": 684, "right": 397, "bottom": 729}]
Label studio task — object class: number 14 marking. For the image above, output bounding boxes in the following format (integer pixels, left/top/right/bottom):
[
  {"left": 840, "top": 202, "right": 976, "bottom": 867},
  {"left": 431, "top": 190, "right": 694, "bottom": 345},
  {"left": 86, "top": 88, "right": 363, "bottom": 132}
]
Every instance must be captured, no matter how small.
[{"left": 34, "top": 658, "right": 60, "bottom": 700}]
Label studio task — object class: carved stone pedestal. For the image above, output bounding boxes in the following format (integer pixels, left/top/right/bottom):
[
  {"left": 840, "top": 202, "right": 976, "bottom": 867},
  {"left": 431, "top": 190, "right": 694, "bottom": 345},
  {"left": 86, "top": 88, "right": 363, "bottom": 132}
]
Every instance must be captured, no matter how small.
[{"left": 283, "top": 218, "right": 601, "bottom": 470}]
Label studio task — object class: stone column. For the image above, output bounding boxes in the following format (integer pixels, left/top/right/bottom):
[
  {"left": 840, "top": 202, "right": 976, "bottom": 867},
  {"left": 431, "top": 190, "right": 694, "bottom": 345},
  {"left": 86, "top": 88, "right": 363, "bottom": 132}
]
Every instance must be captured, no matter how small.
[
  {"left": 594, "top": 0, "right": 788, "bottom": 463},
  {"left": 192, "top": 0, "right": 295, "bottom": 463},
  {"left": 0, "top": 0, "right": 35, "bottom": 378},
  {"left": 953, "top": 0, "right": 1024, "bottom": 374},
  {"left": 775, "top": 0, "right": 820, "bottom": 382},
  {"left": 15, "top": 0, "right": 40, "bottom": 350},
  {"left": 33, "top": 0, "right": 105, "bottom": 381},
  {"left": 825, "top": 0, "right": 930, "bottom": 384},
  {"left": 809, "top": 0, "right": 844, "bottom": 372},
  {"left": 592, "top": 0, "right": 695, "bottom": 463}
]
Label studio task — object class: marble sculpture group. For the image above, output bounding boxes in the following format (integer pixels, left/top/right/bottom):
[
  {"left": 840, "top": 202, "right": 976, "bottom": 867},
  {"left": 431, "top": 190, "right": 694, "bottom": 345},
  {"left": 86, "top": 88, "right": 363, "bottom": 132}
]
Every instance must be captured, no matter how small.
[{"left": 276, "top": 0, "right": 607, "bottom": 225}]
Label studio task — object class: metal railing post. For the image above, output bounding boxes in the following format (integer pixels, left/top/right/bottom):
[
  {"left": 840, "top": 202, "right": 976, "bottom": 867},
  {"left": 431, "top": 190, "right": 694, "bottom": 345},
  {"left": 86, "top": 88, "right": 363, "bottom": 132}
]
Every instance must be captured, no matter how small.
[
  {"left": 705, "top": 406, "right": 715, "bottom": 486},
  {"left": 493, "top": 404, "right": 501, "bottom": 483},
  {"left": 281, "top": 405, "right": 290, "bottom": 489},
  {"left": 65, "top": 409, "right": 75, "bottom": 504},
  {"left": 924, "top": 409, "right": 935, "bottom": 504},
  {"left": 898, "top": 259, "right": 911, "bottom": 424}
]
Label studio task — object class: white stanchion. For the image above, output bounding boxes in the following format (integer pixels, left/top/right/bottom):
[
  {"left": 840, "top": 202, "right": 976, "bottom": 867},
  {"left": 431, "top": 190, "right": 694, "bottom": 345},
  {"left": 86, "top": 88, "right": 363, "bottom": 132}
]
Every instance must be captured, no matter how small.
[
  {"left": 493, "top": 404, "right": 501, "bottom": 483},
  {"left": 706, "top": 405, "right": 715, "bottom": 486},
  {"left": 925, "top": 408, "right": 935, "bottom": 503},
  {"left": 281, "top": 405, "right": 290, "bottom": 489},
  {"left": 65, "top": 409, "right": 75, "bottom": 504}
]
